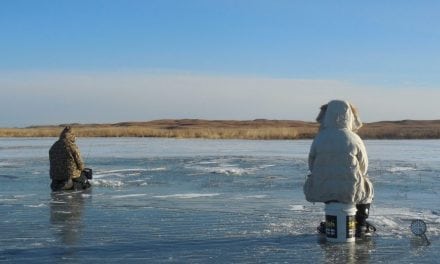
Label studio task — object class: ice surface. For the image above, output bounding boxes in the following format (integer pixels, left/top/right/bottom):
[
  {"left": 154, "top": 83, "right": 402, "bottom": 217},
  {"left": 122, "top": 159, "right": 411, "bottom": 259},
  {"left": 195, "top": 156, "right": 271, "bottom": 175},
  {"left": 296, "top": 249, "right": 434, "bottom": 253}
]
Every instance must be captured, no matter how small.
[{"left": 0, "top": 138, "right": 439, "bottom": 263}]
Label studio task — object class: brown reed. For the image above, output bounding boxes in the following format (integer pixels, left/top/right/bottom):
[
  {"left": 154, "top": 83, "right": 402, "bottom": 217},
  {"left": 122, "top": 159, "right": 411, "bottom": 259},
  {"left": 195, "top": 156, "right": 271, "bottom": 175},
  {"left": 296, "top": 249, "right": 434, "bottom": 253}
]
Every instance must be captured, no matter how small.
[{"left": 1, "top": 119, "right": 439, "bottom": 139}]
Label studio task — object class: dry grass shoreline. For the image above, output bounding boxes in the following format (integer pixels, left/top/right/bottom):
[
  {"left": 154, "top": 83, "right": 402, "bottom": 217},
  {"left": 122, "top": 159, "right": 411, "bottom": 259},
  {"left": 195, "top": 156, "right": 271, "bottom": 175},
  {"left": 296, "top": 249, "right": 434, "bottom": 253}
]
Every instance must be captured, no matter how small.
[{"left": 1, "top": 119, "right": 440, "bottom": 140}]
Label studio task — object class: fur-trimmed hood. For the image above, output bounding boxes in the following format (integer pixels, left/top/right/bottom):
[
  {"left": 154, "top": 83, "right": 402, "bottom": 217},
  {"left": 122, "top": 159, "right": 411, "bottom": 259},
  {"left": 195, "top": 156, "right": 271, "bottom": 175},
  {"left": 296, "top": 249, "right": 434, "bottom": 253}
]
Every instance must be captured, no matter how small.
[
  {"left": 59, "top": 126, "right": 76, "bottom": 142},
  {"left": 317, "top": 100, "right": 362, "bottom": 132}
]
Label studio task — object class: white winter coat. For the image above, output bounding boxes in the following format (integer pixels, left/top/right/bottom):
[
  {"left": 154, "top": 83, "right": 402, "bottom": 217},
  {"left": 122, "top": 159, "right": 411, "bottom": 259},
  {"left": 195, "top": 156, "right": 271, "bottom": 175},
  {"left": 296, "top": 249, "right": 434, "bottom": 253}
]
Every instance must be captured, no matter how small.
[{"left": 304, "top": 100, "right": 374, "bottom": 204}]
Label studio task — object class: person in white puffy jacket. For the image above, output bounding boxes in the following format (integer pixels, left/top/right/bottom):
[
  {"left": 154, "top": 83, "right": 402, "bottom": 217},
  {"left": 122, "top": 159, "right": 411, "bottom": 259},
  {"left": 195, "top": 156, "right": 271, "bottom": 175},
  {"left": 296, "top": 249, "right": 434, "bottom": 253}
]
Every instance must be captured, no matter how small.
[{"left": 304, "top": 100, "right": 374, "bottom": 237}]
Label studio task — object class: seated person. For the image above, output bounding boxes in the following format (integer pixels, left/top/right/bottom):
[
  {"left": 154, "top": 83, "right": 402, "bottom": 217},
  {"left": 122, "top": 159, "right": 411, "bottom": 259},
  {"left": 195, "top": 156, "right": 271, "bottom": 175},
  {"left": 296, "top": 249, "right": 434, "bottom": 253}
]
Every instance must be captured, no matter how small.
[
  {"left": 49, "top": 126, "right": 91, "bottom": 191},
  {"left": 304, "top": 100, "right": 374, "bottom": 237}
]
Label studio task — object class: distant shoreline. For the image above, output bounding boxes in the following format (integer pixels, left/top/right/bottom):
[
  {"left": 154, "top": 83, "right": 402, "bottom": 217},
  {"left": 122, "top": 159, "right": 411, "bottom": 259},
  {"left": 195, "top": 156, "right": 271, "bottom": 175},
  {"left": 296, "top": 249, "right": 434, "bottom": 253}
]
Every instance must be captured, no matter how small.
[{"left": 1, "top": 119, "right": 440, "bottom": 140}]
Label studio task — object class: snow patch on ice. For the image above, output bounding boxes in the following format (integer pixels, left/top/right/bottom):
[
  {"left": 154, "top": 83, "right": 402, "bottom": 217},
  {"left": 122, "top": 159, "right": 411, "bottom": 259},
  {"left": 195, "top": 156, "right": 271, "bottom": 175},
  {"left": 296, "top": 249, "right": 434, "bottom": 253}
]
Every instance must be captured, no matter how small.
[
  {"left": 111, "top": 194, "right": 147, "bottom": 199},
  {"left": 154, "top": 193, "right": 221, "bottom": 199},
  {"left": 94, "top": 167, "right": 166, "bottom": 178},
  {"left": 0, "top": 161, "right": 18, "bottom": 167},
  {"left": 25, "top": 203, "right": 47, "bottom": 208},
  {"left": 192, "top": 165, "right": 256, "bottom": 176},
  {"left": 387, "top": 166, "right": 417, "bottom": 173},
  {"left": 92, "top": 179, "right": 124, "bottom": 187},
  {"left": 245, "top": 195, "right": 268, "bottom": 199},
  {"left": 289, "top": 205, "right": 306, "bottom": 211},
  {"left": 234, "top": 194, "right": 268, "bottom": 200},
  {"left": 370, "top": 207, "right": 440, "bottom": 236},
  {"left": 259, "top": 164, "right": 276, "bottom": 169}
]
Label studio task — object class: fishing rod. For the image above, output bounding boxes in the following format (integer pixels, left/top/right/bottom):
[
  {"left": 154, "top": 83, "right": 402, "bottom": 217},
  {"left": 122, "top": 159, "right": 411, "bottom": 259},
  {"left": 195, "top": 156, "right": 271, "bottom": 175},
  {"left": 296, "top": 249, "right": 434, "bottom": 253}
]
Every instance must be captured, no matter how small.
[
  {"left": 84, "top": 137, "right": 93, "bottom": 162},
  {"left": 81, "top": 137, "right": 94, "bottom": 180}
]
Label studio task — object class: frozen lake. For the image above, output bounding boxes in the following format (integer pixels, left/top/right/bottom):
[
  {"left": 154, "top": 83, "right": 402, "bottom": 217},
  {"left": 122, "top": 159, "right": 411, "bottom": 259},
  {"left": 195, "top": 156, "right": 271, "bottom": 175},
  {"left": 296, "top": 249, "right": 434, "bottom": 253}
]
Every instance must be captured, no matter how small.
[{"left": 0, "top": 138, "right": 439, "bottom": 263}]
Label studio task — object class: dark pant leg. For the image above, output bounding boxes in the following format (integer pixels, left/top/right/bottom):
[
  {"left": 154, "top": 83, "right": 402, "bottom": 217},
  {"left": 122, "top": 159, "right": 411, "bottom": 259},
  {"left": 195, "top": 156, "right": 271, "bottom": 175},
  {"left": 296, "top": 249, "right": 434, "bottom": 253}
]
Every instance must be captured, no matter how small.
[
  {"left": 356, "top": 203, "right": 370, "bottom": 227},
  {"left": 51, "top": 180, "right": 65, "bottom": 191},
  {"left": 51, "top": 180, "right": 73, "bottom": 191}
]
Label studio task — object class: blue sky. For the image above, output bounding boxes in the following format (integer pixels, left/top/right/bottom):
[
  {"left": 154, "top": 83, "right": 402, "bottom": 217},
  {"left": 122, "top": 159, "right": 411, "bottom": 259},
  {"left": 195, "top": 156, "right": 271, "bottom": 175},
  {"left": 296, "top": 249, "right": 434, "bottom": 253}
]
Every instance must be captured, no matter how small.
[{"left": 1, "top": 1, "right": 440, "bottom": 126}]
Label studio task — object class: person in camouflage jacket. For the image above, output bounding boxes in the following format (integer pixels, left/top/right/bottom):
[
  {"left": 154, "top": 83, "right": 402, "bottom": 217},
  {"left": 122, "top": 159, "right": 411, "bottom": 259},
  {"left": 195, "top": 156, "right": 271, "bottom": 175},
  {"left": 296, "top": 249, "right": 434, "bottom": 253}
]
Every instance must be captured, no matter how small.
[{"left": 49, "top": 126, "right": 90, "bottom": 191}]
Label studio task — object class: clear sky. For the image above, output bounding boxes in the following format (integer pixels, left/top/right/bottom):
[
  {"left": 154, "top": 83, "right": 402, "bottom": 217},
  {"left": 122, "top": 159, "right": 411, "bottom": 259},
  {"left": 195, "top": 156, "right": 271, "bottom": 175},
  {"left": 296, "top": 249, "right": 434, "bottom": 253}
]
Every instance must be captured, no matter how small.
[{"left": 1, "top": 0, "right": 440, "bottom": 127}]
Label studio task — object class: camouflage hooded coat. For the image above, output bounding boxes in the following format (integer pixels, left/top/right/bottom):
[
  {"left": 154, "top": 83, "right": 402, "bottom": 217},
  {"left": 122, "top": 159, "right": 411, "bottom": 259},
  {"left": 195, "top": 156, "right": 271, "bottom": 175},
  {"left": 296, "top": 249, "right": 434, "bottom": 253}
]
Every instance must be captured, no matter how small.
[
  {"left": 303, "top": 100, "right": 374, "bottom": 204},
  {"left": 49, "top": 127, "right": 84, "bottom": 182}
]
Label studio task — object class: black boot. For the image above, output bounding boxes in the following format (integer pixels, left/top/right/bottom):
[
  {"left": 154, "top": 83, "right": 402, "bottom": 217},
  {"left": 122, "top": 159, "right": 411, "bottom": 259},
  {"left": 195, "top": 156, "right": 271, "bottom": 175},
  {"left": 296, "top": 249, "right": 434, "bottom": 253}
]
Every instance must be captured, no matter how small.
[
  {"left": 356, "top": 204, "right": 371, "bottom": 238},
  {"left": 317, "top": 221, "right": 326, "bottom": 234}
]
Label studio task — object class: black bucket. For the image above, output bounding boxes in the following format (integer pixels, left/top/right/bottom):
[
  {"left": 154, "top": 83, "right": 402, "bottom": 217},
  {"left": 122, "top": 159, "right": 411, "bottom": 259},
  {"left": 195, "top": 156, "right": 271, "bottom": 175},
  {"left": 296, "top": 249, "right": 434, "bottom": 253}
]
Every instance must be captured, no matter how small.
[{"left": 82, "top": 168, "right": 93, "bottom": 180}]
